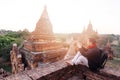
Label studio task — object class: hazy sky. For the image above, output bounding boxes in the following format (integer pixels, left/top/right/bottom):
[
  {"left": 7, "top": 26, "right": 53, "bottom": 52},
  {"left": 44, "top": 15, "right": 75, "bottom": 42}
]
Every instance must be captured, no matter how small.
[{"left": 0, "top": 0, "right": 120, "bottom": 34}]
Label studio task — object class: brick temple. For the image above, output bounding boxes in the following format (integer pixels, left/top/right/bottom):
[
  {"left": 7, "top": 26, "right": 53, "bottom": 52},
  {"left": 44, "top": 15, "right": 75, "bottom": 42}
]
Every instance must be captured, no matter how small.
[
  {"left": 20, "top": 6, "right": 67, "bottom": 69},
  {"left": 80, "top": 21, "right": 98, "bottom": 45}
]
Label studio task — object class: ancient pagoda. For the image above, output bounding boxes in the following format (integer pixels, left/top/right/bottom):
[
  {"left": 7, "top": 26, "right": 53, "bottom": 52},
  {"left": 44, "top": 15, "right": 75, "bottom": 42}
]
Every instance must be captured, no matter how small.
[
  {"left": 80, "top": 21, "right": 98, "bottom": 45},
  {"left": 20, "top": 6, "right": 67, "bottom": 69}
]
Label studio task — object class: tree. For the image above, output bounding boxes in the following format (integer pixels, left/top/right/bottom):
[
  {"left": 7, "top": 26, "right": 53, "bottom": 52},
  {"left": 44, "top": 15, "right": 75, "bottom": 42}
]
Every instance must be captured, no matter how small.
[
  {"left": 0, "top": 36, "right": 16, "bottom": 60},
  {"left": 0, "top": 29, "right": 30, "bottom": 61}
]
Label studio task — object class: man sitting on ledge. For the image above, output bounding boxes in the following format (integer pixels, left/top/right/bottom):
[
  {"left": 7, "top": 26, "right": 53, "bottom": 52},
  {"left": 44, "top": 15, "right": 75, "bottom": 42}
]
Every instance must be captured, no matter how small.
[{"left": 66, "top": 38, "right": 108, "bottom": 72}]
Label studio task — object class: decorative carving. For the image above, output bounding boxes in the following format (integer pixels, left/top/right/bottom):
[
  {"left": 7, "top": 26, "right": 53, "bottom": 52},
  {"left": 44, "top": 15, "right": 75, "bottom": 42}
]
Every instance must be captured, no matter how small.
[{"left": 10, "top": 43, "right": 24, "bottom": 74}]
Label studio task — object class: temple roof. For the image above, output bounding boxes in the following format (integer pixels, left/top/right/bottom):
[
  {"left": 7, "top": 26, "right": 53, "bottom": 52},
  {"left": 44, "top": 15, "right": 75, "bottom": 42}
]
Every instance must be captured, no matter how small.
[
  {"left": 87, "top": 20, "right": 93, "bottom": 32},
  {"left": 32, "top": 6, "right": 53, "bottom": 36}
]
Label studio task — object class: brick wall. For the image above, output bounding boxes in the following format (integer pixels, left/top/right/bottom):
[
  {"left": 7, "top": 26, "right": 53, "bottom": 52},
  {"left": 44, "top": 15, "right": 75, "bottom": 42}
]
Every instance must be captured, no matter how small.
[{"left": 5, "top": 59, "right": 119, "bottom": 80}]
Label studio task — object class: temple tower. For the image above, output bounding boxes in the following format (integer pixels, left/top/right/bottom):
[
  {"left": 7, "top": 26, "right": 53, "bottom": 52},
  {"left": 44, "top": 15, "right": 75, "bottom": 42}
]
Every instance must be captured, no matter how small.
[
  {"left": 80, "top": 21, "right": 98, "bottom": 46},
  {"left": 30, "top": 6, "right": 54, "bottom": 41},
  {"left": 20, "top": 6, "right": 67, "bottom": 69}
]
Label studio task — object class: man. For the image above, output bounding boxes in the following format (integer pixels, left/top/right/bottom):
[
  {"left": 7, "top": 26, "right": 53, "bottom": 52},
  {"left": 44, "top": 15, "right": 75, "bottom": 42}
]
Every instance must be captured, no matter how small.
[
  {"left": 79, "top": 38, "right": 103, "bottom": 71},
  {"left": 66, "top": 38, "right": 107, "bottom": 71},
  {"left": 65, "top": 41, "right": 89, "bottom": 67}
]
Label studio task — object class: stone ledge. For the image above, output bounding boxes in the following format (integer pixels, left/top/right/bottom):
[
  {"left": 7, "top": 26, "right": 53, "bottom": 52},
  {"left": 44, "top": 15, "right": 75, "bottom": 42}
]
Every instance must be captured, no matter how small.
[
  {"left": 5, "top": 59, "right": 120, "bottom": 80},
  {"left": 100, "top": 66, "right": 120, "bottom": 77},
  {"left": 5, "top": 59, "right": 68, "bottom": 80}
]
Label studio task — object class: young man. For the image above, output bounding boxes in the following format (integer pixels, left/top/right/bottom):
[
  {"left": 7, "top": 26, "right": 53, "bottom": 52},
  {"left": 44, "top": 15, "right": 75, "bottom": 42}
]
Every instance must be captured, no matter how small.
[
  {"left": 65, "top": 41, "right": 89, "bottom": 67},
  {"left": 79, "top": 38, "right": 103, "bottom": 71},
  {"left": 66, "top": 38, "right": 107, "bottom": 71}
]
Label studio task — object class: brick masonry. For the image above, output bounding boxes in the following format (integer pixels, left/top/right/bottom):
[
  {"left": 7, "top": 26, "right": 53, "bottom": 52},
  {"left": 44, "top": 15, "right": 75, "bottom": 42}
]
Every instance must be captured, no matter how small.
[{"left": 5, "top": 59, "right": 120, "bottom": 80}]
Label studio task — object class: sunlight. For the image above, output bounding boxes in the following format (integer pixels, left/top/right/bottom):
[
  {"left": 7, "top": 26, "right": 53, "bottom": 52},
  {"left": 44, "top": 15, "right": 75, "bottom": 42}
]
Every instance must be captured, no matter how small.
[{"left": 0, "top": 0, "right": 120, "bottom": 34}]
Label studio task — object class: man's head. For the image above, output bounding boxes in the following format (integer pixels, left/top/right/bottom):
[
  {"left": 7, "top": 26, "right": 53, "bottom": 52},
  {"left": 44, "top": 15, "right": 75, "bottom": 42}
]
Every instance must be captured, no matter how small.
[
  {"left": 88, "top": 38, "right": 96, "bottom": 44},
  {"left": 87, "top": 38, "right": 96, "bottom": 47}
]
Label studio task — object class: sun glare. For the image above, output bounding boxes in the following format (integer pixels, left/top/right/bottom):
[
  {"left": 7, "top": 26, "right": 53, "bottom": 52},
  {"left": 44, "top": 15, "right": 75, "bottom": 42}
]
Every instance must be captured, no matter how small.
[{"left": 0, "top": 0, "right": 120, "bottom": 34}]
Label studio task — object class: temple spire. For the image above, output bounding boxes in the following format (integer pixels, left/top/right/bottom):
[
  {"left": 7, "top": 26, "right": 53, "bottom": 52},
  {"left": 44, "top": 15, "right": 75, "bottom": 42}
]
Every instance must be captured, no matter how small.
[
  {"left": 82, "top": 25, "right": 86, "bottom": 33},
  {"left": 87, "top": 20, "right": 93, "bottom": 31},
  {"left": 40, "top": 5, "right": 49, "bottom": 19},
  {"left": 33, "top": 5, "right": 53, "bottom": 35}
]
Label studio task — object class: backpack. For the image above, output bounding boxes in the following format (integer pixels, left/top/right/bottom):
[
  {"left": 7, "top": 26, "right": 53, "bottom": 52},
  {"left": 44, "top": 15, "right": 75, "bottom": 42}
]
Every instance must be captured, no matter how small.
[{"left": 99, "top": 49, "right": 108, "bottom": 69}]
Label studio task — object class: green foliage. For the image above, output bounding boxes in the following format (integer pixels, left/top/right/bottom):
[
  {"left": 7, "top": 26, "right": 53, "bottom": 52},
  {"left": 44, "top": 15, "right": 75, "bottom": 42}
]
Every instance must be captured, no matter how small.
[
  {"left": 0, "top": 36, "right": 16, "bottom": 60},
  {"left": 5, "top": 32, "right": 21, "bottom": 38},
  {"left": 0, "top": 30, "right": 30, "bottom": 61},
  {"left": 0, "top": 64, "right": 11, "bottom": 72},
  {"left": 98, "top": 34, "right": 115, "bottom": 47},
  {"left": 106, "top": 58, "right": 120, "bottom": 68},
  {"left": 20, "top": 29, "right": 30, "bottom": 39}
]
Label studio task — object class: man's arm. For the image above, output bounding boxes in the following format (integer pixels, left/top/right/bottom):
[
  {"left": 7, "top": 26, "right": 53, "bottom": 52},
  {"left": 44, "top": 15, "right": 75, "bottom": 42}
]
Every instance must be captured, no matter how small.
[
  {"left": 79, "top": 46, "right": 88, "bottom": 56},
  {"left": 80, "top": 47, "right": 97, "bottom": 58}
]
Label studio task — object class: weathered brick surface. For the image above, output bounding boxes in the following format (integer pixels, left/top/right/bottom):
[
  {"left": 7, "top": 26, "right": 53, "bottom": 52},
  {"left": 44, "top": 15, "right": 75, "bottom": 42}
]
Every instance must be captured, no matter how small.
[
  {"left": 0, "top": 68, "right": 11, "bottom": 80},
  {"left": 20, "top": 48, "right": 67, "bottom": 69},
  {"left": 5, "top": 59, "right": 120, "bottom": 80},
  {"left": 100, "top": 66, "right": 120, "bottom": 77},
  {"left": 5, "top": 72, "right": 32, "bottom": 80},
  {"left": 24, "top": 69, "right": 40, "bottom": 80}
]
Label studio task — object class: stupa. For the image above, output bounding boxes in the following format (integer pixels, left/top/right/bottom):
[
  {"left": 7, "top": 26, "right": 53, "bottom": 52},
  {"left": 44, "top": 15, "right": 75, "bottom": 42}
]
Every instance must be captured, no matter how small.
[
  {"left": 20, "top": 6, "right": 67, "bottom": 68},
  {"left": 80, "top": 21, "right": 98, "bottom": 45}
]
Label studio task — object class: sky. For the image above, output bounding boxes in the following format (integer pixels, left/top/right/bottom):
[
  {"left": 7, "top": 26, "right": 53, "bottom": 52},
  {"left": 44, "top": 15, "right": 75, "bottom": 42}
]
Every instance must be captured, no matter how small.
[{"left": 0, "top": 0, "right": 120, "bottom": 34}]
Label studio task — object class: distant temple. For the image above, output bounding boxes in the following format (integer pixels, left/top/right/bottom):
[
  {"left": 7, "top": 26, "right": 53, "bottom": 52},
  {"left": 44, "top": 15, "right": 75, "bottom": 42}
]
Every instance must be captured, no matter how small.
[
  {"left": 19, "top": 6, "right": 67, "bottom": 69},
  {"left": 80, "top": 21, "right": 98, "bottom": 45}
]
